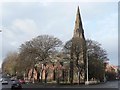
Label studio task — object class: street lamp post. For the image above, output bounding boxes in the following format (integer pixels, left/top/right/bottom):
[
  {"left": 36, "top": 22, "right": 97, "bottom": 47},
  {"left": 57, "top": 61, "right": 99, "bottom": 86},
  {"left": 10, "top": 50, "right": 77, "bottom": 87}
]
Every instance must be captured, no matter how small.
[
  {"left": 103, "top": 60, "right": 109, "bottom": 82},
  {"left": 85, "top": 50, "right": 89, "bottom": 85}
]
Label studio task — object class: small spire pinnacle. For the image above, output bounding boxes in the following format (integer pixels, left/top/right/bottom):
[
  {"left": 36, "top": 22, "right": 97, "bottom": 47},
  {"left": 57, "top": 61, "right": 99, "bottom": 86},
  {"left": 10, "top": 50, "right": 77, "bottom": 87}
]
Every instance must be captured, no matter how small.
[{"left": 77, "top": 6, "right": 80, "bottom": 15}]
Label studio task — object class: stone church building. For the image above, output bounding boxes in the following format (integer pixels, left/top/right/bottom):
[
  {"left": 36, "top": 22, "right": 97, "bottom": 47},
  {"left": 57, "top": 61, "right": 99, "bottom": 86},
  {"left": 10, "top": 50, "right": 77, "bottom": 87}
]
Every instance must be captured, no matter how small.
[{"left": 27, "top": 6, "right": 86, "bottom": 84}]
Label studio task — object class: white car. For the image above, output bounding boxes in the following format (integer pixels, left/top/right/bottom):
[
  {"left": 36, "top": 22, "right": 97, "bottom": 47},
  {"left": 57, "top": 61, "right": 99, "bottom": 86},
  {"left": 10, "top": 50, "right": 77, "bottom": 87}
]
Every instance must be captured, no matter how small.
[
  {"left": 0, "top": 78, "right": 3, "bottom": 82},
  {"left": 2, "top": 78, "right": 8, "bottom": 84}
]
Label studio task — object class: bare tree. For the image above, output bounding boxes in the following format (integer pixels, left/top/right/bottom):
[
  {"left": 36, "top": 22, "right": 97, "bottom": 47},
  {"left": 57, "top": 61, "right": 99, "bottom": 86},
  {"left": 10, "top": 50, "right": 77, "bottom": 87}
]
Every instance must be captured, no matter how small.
[
  {"left": 2, "top": 52, "right": 19, "bottom": 76},
  {"left": 64, "top": 39, "right": 108, "bottom": 83},
  {"left": 63, "top": 38, "right": 85, "bottom": 84},
  {"left": 86, "top": 39, "right": 108, "bottom": 81},
  {"left": 19, "top": 35, "right": 62, "bottom": 83}
]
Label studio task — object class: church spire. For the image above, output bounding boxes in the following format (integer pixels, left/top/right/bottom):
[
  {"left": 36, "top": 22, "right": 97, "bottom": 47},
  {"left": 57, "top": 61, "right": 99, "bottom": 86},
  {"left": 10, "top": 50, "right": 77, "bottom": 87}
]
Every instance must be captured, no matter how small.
[
  {"left": 71, "top": 6, "right": 86, "bottom": 83},
  {"left": 74, "top": 6, "right": 84, "bottom": 38},
  {"left": 75, "top": 6, "right": 83, "bottom": 29}
]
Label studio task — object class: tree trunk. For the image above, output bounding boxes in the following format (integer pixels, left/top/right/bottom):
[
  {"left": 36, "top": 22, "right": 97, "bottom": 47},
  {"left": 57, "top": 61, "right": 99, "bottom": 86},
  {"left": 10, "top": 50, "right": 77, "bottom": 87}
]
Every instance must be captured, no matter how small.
[
  {"left": 40, "top": 70, "right": 43, "bottom": 83},
  {"left": 45, "top": 70, "right": 48, "bottom": 83},
  {"left": 78, "top": 71, "right": 80, "bottom": 85},
  {"left": 70, "top": 61, "right": 73, "bottom": 85},
  {"left": 53, "top": 69, "right": 56, "bottom": 80},
  {"left": 62, "top": 69, "right": 65, "bottom": 82},
  {"left": 56, "top": 68, "right": 60, "bottom": 84},
  {"left": 57, "top": 77, "right": 60, "bottom": 84}
]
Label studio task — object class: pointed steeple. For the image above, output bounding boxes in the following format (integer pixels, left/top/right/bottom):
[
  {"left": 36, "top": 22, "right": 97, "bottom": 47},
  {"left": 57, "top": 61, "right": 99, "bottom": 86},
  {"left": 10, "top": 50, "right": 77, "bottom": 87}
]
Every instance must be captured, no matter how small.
[
  {"left": 74, "top": 6, "right": 84, "bottom": 38},
  {"left": 75, "top": 6, "right": 83, "bottom": 29},
  {"left": 71, "top": 6, "right": 86, "bottom": 84}
]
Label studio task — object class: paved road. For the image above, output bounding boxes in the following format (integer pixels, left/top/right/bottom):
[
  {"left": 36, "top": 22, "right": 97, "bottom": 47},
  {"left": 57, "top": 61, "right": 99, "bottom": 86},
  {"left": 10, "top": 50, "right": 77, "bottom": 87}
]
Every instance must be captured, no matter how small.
[
  {"left": 1, "top": 80, "right": 119, "bottom": 89},
  {"left": 22, "top": 81, "right": 119, "bottom": 88}
]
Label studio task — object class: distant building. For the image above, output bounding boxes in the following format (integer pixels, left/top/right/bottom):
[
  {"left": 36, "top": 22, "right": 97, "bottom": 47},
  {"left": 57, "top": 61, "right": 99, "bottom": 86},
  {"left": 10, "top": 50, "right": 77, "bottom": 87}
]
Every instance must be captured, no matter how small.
[
  {"left": 105, "top": 63, "right": 118, "bottom": 73},
  {"left": 105, "top": 62, "right": 119, "bottom": 80}
]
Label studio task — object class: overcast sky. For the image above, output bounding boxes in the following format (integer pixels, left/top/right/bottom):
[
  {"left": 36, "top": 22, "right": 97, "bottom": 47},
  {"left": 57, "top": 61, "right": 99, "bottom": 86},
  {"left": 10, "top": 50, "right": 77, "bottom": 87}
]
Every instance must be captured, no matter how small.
[{"left": 0, "top": 0, "right": 119, "bottom": 67}]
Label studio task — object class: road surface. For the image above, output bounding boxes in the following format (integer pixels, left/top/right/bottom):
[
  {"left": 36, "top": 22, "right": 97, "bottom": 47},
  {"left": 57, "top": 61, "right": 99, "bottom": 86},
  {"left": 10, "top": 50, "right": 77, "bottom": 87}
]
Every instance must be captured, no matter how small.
[{"left": 1, "top": 80, "right": 119, "bottom": 89}]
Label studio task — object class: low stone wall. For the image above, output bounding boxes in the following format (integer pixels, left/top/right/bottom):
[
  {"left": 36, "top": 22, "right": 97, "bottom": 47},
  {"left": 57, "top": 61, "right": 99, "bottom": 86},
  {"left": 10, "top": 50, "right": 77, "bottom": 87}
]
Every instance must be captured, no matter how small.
[{"left": 88, "top": 80, "right": 100, "bottom": 85}]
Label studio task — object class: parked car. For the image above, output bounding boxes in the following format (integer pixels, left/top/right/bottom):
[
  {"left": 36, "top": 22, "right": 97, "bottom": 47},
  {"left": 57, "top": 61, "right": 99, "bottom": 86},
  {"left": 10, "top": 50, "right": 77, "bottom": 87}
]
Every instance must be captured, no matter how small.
[
  {"left": 2, "top": 78, "right": 8, "bottom": 84},
  {"left": 11, "top": 80, "right": 22, "bottom": 89},
  {"left": 0, "top": 78, "right": 3, "bottom": 82},
  {"left": 19, "top": 79, "right": 25, "bottom": 84}
]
